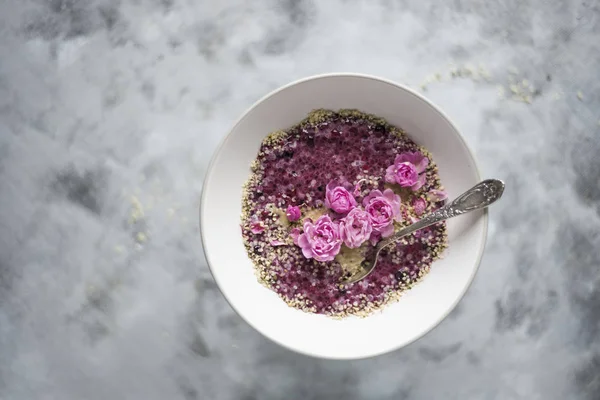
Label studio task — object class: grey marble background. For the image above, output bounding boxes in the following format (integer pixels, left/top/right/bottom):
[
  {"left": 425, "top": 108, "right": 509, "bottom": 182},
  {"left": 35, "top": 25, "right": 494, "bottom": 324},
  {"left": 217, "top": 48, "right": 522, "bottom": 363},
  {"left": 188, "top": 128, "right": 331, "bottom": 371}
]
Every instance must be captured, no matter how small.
[{"left": 1, "top": 0, "right": 599, "bottom": 399}]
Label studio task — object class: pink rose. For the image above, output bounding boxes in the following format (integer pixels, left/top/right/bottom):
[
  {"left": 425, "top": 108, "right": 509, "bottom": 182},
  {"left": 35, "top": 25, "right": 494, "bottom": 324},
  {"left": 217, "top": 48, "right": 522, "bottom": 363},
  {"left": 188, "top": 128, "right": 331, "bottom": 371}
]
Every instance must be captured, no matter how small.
[
  {"left": 324, "top": 180, "right": 357, "bottom": 214},
  {"left": 392, "top": 162, "right": 418, "bottom": 187},
  {"left": 412, "top": 197, "right": 427, "bottom": 215},
  {"left": 385, "top": 151, "right": 429, "bottom": 191},
  {"left": 297, "top": 215, "right": 342, "bottom": 262},
  {"left": 339, "top": 208, "right": 373, "bottom": 248},
  {"left": 286, "top": 205, "right": 301, "bottom": 221},
  {"left": 363, "top": 189, "right": 402, "bottom": 238}
]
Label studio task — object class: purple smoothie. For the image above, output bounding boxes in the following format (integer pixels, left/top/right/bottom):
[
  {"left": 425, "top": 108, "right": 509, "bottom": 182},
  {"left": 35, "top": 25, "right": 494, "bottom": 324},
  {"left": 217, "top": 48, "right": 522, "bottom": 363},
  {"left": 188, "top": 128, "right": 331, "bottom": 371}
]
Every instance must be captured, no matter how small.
[{"left": 241, "top": 110, "right": 447, "bottom": 317}]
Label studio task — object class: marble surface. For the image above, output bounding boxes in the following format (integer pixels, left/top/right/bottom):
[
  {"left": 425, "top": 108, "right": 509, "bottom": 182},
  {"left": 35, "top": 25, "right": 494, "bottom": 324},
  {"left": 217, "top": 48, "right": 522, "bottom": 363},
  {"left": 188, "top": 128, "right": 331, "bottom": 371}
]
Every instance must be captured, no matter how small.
[{"left": 1, "top": 0, "right": 599, "bottom": 399}]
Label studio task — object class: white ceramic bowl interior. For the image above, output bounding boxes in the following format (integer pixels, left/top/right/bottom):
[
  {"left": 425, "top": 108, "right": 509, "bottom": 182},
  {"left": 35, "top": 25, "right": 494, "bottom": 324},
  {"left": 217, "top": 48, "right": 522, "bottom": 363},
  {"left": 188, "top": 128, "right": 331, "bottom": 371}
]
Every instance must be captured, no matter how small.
[{"left": 201, "top": 74, "right": 486, "bottom": 360}]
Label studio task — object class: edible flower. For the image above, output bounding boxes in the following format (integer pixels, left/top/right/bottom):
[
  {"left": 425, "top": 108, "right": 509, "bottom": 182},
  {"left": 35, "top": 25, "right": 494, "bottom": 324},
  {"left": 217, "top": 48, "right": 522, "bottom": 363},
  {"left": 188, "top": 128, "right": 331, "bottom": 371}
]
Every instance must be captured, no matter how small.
[
  {"left": 324, "top": 180, "right": 357, "bottom": 214},
  {"left": 286, "top": 205, "right": 301, "bottom": 222},
  {"left": 339, "top": 207, "right": 373, "bottom": 248},
  {"left": 296, "top": 215, "right": 342, "bottom": 262},
  {"left": 385, "top": 151, "right": 429, "bottom": 191},
  {"left": 363, "top": 189, "right": 402, "bottom": 239}
]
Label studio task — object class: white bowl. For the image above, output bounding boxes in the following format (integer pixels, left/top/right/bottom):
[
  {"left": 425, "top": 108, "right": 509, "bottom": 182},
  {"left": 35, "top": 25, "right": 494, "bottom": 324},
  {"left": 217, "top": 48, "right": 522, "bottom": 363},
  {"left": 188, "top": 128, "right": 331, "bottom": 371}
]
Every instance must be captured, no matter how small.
[{"left": 200, "top": 73, "right": 486, "bottom": 360}]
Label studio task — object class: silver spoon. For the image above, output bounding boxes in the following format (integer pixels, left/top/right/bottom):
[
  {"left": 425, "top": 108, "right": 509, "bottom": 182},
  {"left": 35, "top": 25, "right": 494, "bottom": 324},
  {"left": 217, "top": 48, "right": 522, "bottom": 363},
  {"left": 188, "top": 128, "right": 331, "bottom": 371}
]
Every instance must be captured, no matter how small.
[{"left": 342, "top": 179, "right": 505, "bottom": 285}]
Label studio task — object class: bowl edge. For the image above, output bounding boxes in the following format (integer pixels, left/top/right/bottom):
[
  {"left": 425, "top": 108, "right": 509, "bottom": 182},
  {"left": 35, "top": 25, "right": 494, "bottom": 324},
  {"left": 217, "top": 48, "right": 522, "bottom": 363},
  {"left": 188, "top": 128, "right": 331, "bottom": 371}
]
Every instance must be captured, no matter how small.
[{"left": 199, "top": 72, "right": 489, "bottom": 360}]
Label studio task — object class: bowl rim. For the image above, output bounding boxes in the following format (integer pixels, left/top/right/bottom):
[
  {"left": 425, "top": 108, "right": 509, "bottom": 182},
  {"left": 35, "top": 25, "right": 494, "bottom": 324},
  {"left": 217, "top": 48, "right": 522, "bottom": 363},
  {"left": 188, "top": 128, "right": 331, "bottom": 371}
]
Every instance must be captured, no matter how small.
[{"left": 199, "top": 72, "right": 488, "bottom": 360}]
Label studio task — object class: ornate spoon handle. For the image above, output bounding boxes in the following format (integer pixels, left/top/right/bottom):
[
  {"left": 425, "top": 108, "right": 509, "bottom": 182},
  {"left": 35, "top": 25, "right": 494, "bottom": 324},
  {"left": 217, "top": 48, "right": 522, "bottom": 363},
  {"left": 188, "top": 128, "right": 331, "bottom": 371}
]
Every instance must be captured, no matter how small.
[{"left": 376, "top": 179, "right": 505, "bottom": 251}]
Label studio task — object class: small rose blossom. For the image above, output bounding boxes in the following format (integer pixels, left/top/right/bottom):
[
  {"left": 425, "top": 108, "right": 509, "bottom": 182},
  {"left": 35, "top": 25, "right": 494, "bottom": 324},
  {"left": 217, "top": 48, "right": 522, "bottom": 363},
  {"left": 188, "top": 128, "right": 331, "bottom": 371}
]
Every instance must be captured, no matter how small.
[
  {"left": 428, "top": 189, "right": 448, "bottom": 202},
  {"left": 285, "top": 205, "right": 301, "bottom": 222},
  {"left": 412, "top": 197, "right": 427, "bottom": 216},
  {"left": 392, "top": 162, "right": 418, "bottom": 187},
  {"left": 385, "top": 151, "right": 429, "bottom": 191},
  {"left": 324, "top": 181, "right": 357, "bottom": 214},
  {"left": 270, "top": 239, "right": 286, "bottom": 246},
  {"left": 297, "top": 215, "right": 342, "bottom": 262},
  {"left": 363, "top": 189, "right": 402, "bottom": 239},
  {"left": 339, "top": 208, "right": 373, "bottom": 248}
]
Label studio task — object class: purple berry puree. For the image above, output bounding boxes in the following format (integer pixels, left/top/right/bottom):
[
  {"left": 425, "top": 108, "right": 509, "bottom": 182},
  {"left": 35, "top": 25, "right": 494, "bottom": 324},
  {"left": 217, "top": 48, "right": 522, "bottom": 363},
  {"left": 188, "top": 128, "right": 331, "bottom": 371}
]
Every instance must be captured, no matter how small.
[{"left": 241, "top": 110, "right": 448, "bottom": 317}]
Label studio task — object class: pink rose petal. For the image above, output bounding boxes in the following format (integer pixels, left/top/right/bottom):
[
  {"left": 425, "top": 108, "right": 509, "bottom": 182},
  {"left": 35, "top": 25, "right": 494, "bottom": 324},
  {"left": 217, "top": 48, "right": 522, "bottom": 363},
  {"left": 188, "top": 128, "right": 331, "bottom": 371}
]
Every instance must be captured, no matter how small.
[
  {"left": 428, "top": 189, "right": 448, "bottom": 202},
  {"left": 290, "top": 227, "right": 301, "bottom": 245},
  {"left": 369, "top": 231, "right": 382, "bottom": 246},
  {"left": 250, "top": 222, "right": 265, "bottom": 234},
  {"left": 410, "top": 173, "right": 427, "bottom": 191},
  {"left": 380, "top": 223, "right": 395, "bottom": 238}
]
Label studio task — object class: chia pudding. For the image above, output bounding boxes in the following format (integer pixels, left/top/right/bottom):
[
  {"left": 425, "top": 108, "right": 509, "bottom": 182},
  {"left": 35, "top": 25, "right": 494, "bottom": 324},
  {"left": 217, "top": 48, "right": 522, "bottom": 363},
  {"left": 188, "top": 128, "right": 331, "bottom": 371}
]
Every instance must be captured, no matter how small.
[{"left": 241, "top": 109, "right": 448, "bottom": 318}]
